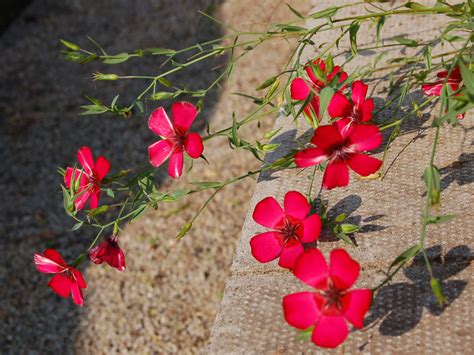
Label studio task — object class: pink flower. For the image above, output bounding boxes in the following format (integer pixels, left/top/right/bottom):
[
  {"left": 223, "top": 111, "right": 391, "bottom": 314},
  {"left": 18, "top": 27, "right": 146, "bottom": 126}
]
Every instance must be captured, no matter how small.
[
  {"left": 290, "top": 58, "right": 348, "bottom": 120},
  {"left": 250, "top": 191, "right": 321, "bottom": 269},
  {"left": 283, "top": 248, "right": 372, "bottom": 348},
  {"left": 64, "top": 146, "right": 110, "bottom": 211},
  {"left": 148, "top": 102, "right": 204, "bottom": 178},
  {"left": 328, "top": 80, "right": 375, "bottom": 124},
  {"left": 421, "top": 67, "right": 462, "bottom": 97},
  {"left": 89, "top": 235, "right": 126, "bottom": 271},
  {"left": 34, "top": 249, "right": 87, "bottom": 306},
  {"left": 294, "top": 119, "right": 382, "bottom": 189}
]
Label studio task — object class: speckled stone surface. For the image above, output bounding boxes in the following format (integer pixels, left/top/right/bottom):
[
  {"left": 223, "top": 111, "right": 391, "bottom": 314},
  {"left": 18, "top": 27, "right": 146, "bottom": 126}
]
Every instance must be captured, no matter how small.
[{"left": 209, "top": 1, "right": 473, "bottom": 353}]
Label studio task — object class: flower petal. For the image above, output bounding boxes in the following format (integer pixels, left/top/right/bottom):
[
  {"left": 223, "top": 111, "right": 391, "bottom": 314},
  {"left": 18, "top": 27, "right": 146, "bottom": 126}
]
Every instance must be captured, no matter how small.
[
  {"left": 34, "top": 251, "right": 66, "bottom": 273},
  {"left": 304, "top": 97, "right": 320, "bottom": 121},
  {"left": 74, "top": 189, "right": 92, "bottom": 212},
  {"left": 168, "top": 149, "right": 184, "bottom": 178},
  {"left": 148, "top": 139, "right": 174, "bottom": 168},
  {"left": 171, "top": 101, "right": 198, "bottom": 132},
  {"left": 351, "top": 80, "right": 368, "bottom": 109},
  {"left": 328, "top": 92, "right": 351, "bottom": 119},
  {"left": 302, "top": 214, "right": 322, "bottom": 243},
  {"left": 421, "top": 83, "right": 442, "bottom": 96},
  {"left": 73, "top": 269, "right": 87, "bottom": 289},
  {"left": 347, "top": 124, "right": 382, "bottom": 152},
  {"left": 283, "top": 191, "right": 310, "bottom": 220},
  {"left": 293, "top": 248, "right": 328, "bottom": 288},
  {"left": 283, "top": 292, "right": 320, "bottom": 329},
  {"left": 311, "top": 315, "right": 348, "bottom": 348},
  {"left": 342, "top": 289, "right": 372, "bottom": 328},
  {"left": 77, "top": 146, "right": 95, "bottom": 174},
  {"left": 322, "top": 160, "right": 349, "bottom": 190},
  {"left": 347, "top": 153, "right": 382, "bottom": 177},
  {"left": 278, "top": 240, "right": 304, "bottom": 269},
  {"left": 184, "top": 132, "right": 203, "bottom": 159},
  {"left": 311, "top": 125, "right": 343, "bottom": 149},
  {"left": 250, "top": 231, "right": 282, "bottom": 263},
  {"left": 329, "top": 249, "right": 360, "bottom": 290},
  {"left": 290, "top": 78, "right": 311, "bottom": 100},
  {"left": 148, "top": 107, "right": 175, "bottom": 138},
  {"left": 94, "top": 156, "right": 110, "bottom": 181},
  {"left": 252, "top": 196, "right": 285, "bottom": 229},
  {"left": 48, "top": 273, "right": 73, "bottom": 299},
  {"left": 360, "top": 98, "right": 374, "bottom": 122},
  {"left": 70, "top": 281, "right": 84, "bottom": 306},
  {"left": 89, "top": 190, "right": 100, "bottom": 210},
  {"left": 305, "top": 59, "right": 325, "bottom": 87},
  {"left": 294, "top": 148, "right": 328, "bottom": 168}
]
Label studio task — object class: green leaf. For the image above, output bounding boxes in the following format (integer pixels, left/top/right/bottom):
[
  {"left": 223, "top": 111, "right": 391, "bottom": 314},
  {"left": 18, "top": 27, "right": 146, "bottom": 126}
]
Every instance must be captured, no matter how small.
[
  {"left": 103, "top": 52, "right": 130, "bottom": 64},
  {"left": 430, "top": 278, "right": 447, "bottom": 307},
  {"left": 256, "top": 76, "right": 277, "bottom": 90},
  {"left": 340, "top": 223, "right": 360, "bottom": 234},
  {"left": 296, "top": 326, "right": 314, "bottom": 341},
  {"left": 150, "top": 91, "right": 177, "bottom": 100},
  {"left": 274, "top": 24, "right": 307, "bottom": 32},
  {"left": 335, "top": 213, "right": 347, "bottom": 222},
  {"left": 423, "top": 46, "right": 432, "bottom": 70},
  {"left": 325, "top": 53, "right": 334, "bottom": 74},
  {"left": 191, "top": 181, "right": 223, "bottom": 189},
  {"left": 393, "top": 36, "right": 418, "bottom": 47},
  {"left": 144, "top": 47, "right": 176, "bottom": 56},
  {"left": 176, "top": 222, "right": 193, "bottom": 240},
  {"left": 60, "top": 39, "right": 80, "bottom": 51},
  {"left": 286, "top": 3, "right": 304, "bottom": 19},
  {"left": 405, "top": 2, "right": 430, "bottom": 10},
  {"left": 310, "top": 6, "right": 338, "bottom": 19},
  {"left": 318, "top": 86, "right": 335, "bottom": 118},
  {"left": 71, "top": 221, "right": 84, "bottom": 231},
  {"left": 376, "top": 15, "right": 385, "bottom": 44},
  {"left": 459, "top": 61, "right": 474, "bottom": 96},
  {"left": 349, "top": 21, "right": 360, "bottom": 56},
  {"left": 106, "top": 188, "right": 115, "bottom": 198},
  {"left": 88, "top": 205, "right": 110, "bottom": 217},
  {"left": 263, "top": 127, "right": 282, "bottom": 140},
  {"left": 427, "top": 214, "right": 456, "bottom": 225},
  {"left": 423, "top": 165, "right": 441, "bottom": 205},
  {"left": 157, "top": 77, "right": 173, "bottom": 88},
  {"left": 389, "top": 244, "right": 420, "bottom": 270}
]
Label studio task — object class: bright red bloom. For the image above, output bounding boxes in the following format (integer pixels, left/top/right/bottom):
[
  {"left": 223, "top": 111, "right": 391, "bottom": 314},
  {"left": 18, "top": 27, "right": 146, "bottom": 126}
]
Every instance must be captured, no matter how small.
[
  {"left": 34, "top": 249, "right": 87, "bottom": 306},
  {"left": 89, "top": 235, "right": 126, "bottom": 271},
  {"left": 250, "top": 191, "right": 321, "bottom": 269},
  {"left": 328, "top": 80, "right": 374, "bottom": 123},
  {"left": 421, "top": 67, "right": 462, "bottom": 97},
  {"left": 148, "top": 101, "right": 204, "bottom": 178},
  {"left": 283, "top": 248, "right": 372, "bottom": 348},
  {"left": 294, "top": 119, "right": 382, "bottom": 189},
  {"left": 290, "top": 58, "right": 348, "bottom": 120},
  {"left": 64, "top": 146, "right": 110, "bottom": 211}
]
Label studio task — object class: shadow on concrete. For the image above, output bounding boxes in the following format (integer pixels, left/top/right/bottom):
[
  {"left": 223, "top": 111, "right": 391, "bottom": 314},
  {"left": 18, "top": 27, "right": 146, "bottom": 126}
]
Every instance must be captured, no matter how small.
[
  {"left": 0, "top": 0, "right": 224, "bottom": 352},
  {"left": 366, "top": 245, "right": 471, "bottom": 336}
]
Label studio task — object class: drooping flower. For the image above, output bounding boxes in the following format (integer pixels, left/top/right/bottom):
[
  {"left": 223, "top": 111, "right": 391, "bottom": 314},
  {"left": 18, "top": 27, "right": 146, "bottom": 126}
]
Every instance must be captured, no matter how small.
[
  {"left": 283, "top": 248, "right": 372, "bottom": 348},
  {"left": 290, "top": 58, "right": 348, "bottom": 120},
  {"left": 148, "top": 101, "right": 204, "bottom": 178},
  {"left": 250, "top": 191, "right": 321, "bottom": 269},
  {"left": 34, "top": 249, "right": 87, "bottom": 306},
  {"left": 328, "top": 80, "right": 375, "bottom": 124},
  {"left": 89, "top": 235, "right": 126, "bottom": 271},
  {"left": 294, "top": 119, "right": 382, "bottom": 189},
  {"left": 64, "top": 146, "right": 110, "bottom": 211},
  {"left": 421, "top": 67, "right": 465, "bottom": 119},
  {"left": 421, "top": 66, "right": 462, "bottom": 97}
]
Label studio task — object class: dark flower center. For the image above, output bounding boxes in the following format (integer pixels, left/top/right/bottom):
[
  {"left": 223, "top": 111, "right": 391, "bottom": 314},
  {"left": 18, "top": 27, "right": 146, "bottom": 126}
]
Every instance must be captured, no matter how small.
[{"left": 279, "top": 217, "right": 302, "bottom": 243}]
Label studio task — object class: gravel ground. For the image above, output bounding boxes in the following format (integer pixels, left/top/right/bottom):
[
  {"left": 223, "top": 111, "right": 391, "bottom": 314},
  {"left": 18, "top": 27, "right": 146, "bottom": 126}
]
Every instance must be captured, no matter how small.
[{"left": 0, "top": 0, "right": 309, "bottom": 353}]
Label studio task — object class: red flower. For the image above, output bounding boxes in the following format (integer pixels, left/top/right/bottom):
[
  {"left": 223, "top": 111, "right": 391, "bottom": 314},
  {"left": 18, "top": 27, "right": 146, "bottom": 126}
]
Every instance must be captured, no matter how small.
[
  {"left": 34, "top": 249, "right": 87, "bottom": 306},
  {"left": 290, "top": 58, "right": 348, "bottom": 120},
  {"left": 148, "top": 101, "right": 204, "bottom": 178},
  {"left": 328, "top": 80, "right": 374, "bottom": 124},
  {"left": 421, "top": 67, "right": 462, "bottom": 97},
  {"left": 89, "top": 235, "right": 126, "bottom": 271},
  {"left": 64, "top": 146, "right": 110, "bottom": 211},
  {"left": 294, "top": 119, "right": 382, "bottom": 189},
  {"left": 283, "top": 248, "right": 372, "bottom": 348},
  {"left": 250, "top": 191, "right": 321, "bottom": 269}
]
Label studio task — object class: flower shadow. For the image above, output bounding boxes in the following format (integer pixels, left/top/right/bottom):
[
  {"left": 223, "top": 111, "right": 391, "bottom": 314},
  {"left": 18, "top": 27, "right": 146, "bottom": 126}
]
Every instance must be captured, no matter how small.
[
  {"left": 439, "top": 152, "right": 474, "bottom": 192},
  {"left": 365, "top": 245, "right": 471, "bottom": 336}
]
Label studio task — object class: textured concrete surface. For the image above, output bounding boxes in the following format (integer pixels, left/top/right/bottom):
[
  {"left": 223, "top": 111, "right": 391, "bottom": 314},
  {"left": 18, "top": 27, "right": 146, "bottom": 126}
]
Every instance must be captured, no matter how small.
[
  {"left": 209, "top": 1, "right": 473, "bottom": 353},
  {"left": 0, "top": 0, "right": 309, "bottom": 353}
]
